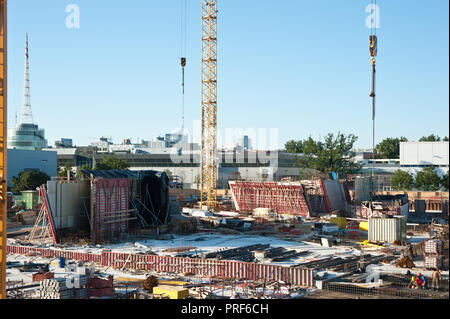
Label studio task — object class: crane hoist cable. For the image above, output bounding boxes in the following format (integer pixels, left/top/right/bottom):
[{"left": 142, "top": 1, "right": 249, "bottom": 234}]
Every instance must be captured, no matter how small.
[
  {"left": 369, "top": 0, "right": 378, "bottom": 180},
  {"left": 180, "top": 0, "right": 187, "bottom": 131}
]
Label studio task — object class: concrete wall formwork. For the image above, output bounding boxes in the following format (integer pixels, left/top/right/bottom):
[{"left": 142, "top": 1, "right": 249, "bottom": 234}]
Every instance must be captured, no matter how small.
[
  {"left": 92, "top": 178, "right": 130, "bottom": 242},
  {"left": 46, "top": 180, "right": 90, "bottom": 232},
  {"left": 321, "top": 179, "right": 348, "bottom": 213},
  {"left": 6, "top": 244, "right": 315, "bottom": 288},
  {"left": 229, "top": 181, "right": 311, "bottom": 217}
]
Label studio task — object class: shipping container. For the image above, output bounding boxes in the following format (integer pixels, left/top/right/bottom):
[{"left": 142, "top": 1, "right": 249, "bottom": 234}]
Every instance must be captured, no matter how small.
[{"left": 368, "top": 216, "right": 407, "bottom": 243}]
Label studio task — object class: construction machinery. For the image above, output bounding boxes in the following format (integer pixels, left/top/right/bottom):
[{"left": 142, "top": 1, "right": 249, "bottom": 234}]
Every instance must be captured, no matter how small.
[
  {"left": 0, "top": 0, "right": 7, "bottom": 300},
  {"left": 200, "top": 0, "right": 218, "bottom": 211},
  {"left": 369, "top": 0, "right": 378, "bottom": 186}
]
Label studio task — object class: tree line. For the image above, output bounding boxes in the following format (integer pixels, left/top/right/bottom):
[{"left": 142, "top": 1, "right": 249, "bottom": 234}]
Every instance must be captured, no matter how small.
[
  {"left": 391, "top": 168, "right": 448, "bottom": 192},
  {"left": 284, "top": 133, "right": 449, "bottom": 190},
  {"left": 286, "top": 134, "right": 448, "bottom": 159}
]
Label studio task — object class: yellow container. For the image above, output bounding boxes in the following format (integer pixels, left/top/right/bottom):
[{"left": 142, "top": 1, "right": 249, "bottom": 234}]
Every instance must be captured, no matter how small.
[
  {"left": 359, "top": 222, "right": 369, "bottom": 231},
  {"left": 330, "top": 217, "right": 347, "bottom": 229},
  {"left": 153, "top": 285, "right": 189, "bottom": 299}
]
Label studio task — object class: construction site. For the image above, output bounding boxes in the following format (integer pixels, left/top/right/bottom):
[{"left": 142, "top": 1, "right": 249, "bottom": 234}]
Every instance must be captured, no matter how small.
[
  {"left": 1, "top": 0, "right": 449, "bottom": 301},
  {"left": 2, "top": 171, "right": 449, "bottom": 300}
]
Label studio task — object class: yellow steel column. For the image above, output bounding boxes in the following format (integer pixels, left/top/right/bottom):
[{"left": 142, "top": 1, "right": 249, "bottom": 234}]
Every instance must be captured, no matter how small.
[
  {"left": 200, "top": 0, "right": 218, "bottom": 211},
  {"left": 0, "top": 0, "right": 7, "bottom": 300}
]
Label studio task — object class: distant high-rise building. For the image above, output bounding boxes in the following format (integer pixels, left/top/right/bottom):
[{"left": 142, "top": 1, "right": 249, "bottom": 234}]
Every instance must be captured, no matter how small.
[
  {"left": 55, "top": 138, "right": 73, "bottom": 148},
  {"left": 237, "top": 135, "right": 252, "bottom": 151},
  {"left": 8, "top": 34, "right": 48, "bottom": 151}
]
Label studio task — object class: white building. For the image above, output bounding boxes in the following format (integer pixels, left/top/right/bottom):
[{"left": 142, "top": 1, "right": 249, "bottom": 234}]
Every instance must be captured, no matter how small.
[{"left": 400, "top": 141, "right": 449, "bottom": 177}]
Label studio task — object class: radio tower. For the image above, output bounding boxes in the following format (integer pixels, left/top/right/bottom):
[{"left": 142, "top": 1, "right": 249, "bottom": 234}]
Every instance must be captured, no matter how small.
[
  {"left": 19, "top": 33, "right": 33, "bottom": 125},
  {"left": 200, "top": 0, "right": 218, "bottom": 211}
]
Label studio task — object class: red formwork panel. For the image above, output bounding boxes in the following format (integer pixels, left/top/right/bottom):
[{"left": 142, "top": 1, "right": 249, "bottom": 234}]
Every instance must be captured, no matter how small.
[
  {"left": 92, "top": 178, "right": 130, "bottom": 242},
  {"left": 7, "top": 244, "right": 315, "bottom": 287},
  {"left": 229, "top": 181, "right": 311, "bottom": 217}
]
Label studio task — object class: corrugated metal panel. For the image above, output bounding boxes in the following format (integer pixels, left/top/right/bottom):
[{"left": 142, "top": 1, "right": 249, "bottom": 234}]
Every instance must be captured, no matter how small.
[{"left": 368, "top": 217, "right": 406, "bottom": 243}]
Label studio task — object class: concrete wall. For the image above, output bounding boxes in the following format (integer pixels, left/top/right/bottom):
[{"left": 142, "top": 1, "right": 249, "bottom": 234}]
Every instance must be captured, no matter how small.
[
  {"left": 47, "top": 180, "right": 90, "bottom": 231},
  {"left": 7, "top": 149, "right": 57, "bottom": 187}
]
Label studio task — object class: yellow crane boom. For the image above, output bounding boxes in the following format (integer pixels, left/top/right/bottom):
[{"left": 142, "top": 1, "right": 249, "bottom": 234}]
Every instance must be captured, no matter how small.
[
  {"left": 0, "top": 0, "right": 7, "bottom": 300},
  {"left": 200, "top": 0, "right": 218, "bottom": 211}
]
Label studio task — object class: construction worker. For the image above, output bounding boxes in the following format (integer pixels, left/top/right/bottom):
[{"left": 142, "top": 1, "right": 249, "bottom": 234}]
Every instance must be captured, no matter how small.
[
  {"left": 432, "top": 268, "right": 442, "bottom": 291},
  {"left": 415, "top": 272, "right": 427, "bottom": 289},
  {"left": 407, "top": 276, "right": 417, "bottom": 289}
]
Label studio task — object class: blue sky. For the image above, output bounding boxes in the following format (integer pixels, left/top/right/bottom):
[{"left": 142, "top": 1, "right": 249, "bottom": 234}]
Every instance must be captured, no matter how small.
[{"left": 7, "top": 0, "right": 449, "bottom": 149}]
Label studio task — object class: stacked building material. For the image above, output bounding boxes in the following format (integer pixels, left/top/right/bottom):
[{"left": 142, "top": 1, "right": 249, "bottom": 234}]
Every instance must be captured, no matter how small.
[
  {"left": 17, "top": 210, "right": 37, "bottom": 225},
  {"left": 40, "top": 276, "right": 89, "bottom": 299},
  {"left": 356, "top": 195, "right": 409, "bottom": 220},
  {"left": 88, "top": 276, "right": 114, "bottom": 298},
  {"left": 32, "top": 272, "right": 54, "bottom": 282},
  {"left": 347, "top": 221, "right": 360, "bottom": 239},
  {"left": 424, "top": 239, "right": 444, "bottom": 270}
]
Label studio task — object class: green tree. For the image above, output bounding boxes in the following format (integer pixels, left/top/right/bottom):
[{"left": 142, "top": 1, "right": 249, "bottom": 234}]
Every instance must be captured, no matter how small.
[
  {"left": 415, "top": 166, "right": 441, "bottom": 191},
  {"left": 298, "top": 132, "right": 361, "bottom": 177},
  {"left": 285, "top": 140, "right": 304, "bottom": 154},
  {"left": 164, "top": 169, "right": 173, "bottom": 181},
  {"left": 57, "top": 165, "right": 75, "bottom": 179},
  {"left": 419, "top": 134, "right": 441, "bottom": 142},
  {"left": 11, "top": 170, "right": 50, "bottom": 194},
  {"left": 94, "top": 156, "right": 129, "bottom": 170},
  {"left": 443, "top": 136, "right": 449, "bottom": 142},
  {"left": 441, "top": 171, "right": 449, "bottom": 191},
  {"left": 391, "top": 170, "right": 414, "bottom": 191},
  {"left": 375, "top": 137, "right": 408, "bottom": 159}
]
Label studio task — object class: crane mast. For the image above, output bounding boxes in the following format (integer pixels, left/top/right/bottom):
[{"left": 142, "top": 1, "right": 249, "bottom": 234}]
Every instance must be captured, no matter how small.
[
  {"left": 0, "top": 0, "right": 7, "bottom": 300},
  {"left": 200, "top": 0, "right": 218, "bottom": 211}
]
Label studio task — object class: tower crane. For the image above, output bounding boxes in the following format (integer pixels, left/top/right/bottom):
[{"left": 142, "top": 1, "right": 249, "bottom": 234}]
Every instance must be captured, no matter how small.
[
  {"left": 200, "top": 0, "right": 218, "bottom": 211},
  {"left": 0, "top": 0, "right": 8, "bottom": 300}
]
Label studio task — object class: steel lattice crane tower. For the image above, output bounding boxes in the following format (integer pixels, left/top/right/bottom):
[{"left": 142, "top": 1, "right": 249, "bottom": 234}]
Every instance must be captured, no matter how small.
[
  {"left": 200, "top": 0, "right": 218, "bottom": 211},
  {"left": 0, "top": 0, "right": 7, "bottom": 300}
]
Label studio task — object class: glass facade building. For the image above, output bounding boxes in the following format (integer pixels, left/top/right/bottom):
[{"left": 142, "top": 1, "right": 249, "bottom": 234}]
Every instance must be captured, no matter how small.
[{"left": 8, "top": 123, "right": 48, "bottom": 151}]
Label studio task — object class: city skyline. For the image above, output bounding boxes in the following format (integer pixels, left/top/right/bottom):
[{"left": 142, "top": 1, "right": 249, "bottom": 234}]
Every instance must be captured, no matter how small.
[{"left": 6, "top": 0, "right": 449, "bottom": 149}]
